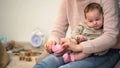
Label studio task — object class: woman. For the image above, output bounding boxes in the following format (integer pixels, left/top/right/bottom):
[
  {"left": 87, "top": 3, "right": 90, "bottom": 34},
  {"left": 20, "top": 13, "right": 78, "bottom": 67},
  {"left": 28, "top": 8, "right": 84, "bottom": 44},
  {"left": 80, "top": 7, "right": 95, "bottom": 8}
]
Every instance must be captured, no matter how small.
[{"left": 33, "top": 0, "right": 120, "bottom": 68}]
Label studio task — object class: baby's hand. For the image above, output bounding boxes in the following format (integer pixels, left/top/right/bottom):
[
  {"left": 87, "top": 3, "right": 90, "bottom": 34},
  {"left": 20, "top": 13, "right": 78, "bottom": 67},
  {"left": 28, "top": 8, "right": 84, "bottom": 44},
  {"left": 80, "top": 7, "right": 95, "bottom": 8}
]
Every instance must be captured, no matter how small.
[
  {"left": 77, "top": 35, "right": 87, "bottom": 42},
  {"left": 60, "top": 38, "right": 79, "bottom": 52}
]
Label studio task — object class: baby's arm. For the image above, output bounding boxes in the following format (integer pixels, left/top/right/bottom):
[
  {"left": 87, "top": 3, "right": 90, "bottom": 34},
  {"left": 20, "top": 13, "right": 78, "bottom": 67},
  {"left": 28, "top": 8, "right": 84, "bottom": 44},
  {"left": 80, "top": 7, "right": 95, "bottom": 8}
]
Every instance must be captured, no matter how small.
[{"left": 72, "top": 24, "right": 84, "bottom": 40}]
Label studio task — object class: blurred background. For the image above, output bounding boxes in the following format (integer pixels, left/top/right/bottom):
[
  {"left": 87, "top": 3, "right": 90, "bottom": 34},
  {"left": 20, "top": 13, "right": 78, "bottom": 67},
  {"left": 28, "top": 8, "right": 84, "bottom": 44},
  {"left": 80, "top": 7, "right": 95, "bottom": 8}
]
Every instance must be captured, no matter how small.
[
  {"left": 0, "top": 0, "right": 119, "bottom": 43},
  {"left": 0, "top": 0, "right": 71, "bottom": 42}
]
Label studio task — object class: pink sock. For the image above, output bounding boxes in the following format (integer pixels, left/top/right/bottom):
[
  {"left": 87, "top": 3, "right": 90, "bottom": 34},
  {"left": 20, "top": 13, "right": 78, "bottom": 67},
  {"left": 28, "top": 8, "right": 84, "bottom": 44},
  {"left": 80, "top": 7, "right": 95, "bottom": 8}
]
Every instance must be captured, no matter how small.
[
  {"left": 63, "top": 53, "right": 75, "bottom": 63},
  {"left": 70, "top": 54, "right": 75, "bottom": 62},
  {"left": 63, "top": 53, "right": 71, "bottom": 63}
]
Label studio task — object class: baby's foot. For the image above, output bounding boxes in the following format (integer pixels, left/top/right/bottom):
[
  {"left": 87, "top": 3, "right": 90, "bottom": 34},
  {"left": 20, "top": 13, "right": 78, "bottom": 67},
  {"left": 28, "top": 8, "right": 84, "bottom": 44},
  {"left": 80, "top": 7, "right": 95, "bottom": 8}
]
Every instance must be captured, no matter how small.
[
  {"left": 70, "top": 54, "right": 75, "bottom": 62},
  {"left": 63, "top": 53, "right": 71, "bottom": 63}
]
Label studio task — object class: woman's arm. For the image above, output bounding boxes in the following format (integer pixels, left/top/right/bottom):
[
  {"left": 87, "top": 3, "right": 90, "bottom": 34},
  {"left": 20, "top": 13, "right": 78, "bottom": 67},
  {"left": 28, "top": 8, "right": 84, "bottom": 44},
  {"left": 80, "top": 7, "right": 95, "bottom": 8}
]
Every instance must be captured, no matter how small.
[
  {"left": 48, "top": 0, "right": 69, "bottom": 43},
  {"left": 44, "top": 0, "right": 69, "bottom": 53}
]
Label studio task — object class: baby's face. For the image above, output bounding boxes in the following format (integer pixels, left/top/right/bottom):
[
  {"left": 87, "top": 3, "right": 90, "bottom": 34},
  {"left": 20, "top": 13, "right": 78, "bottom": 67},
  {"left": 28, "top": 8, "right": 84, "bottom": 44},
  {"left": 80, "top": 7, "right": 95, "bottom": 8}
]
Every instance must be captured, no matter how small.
[{"left": 85, "top": 9, "right": 104, "bottom": 30}]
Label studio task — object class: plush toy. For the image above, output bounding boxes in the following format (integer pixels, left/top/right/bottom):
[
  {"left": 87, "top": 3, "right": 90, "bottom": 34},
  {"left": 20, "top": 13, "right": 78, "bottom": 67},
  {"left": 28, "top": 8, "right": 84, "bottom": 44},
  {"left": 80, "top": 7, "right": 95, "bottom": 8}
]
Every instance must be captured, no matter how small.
[
  {"left": 5, "top": 40, "right": 15, "bottom": 51},
  {"left": 52, "top": 44, "right": 66, "bottom": 56}
]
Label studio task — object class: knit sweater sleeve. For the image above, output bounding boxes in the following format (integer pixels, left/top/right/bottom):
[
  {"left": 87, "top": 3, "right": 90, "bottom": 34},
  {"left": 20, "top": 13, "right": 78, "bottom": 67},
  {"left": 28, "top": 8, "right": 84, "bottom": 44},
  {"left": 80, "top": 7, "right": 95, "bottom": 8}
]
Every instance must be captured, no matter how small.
[
  {"left": 81, "top": 0, "right": 119, "bottom": 53},
  {"left": 48, "top": 0, "right": 69, "bottom": 43}
]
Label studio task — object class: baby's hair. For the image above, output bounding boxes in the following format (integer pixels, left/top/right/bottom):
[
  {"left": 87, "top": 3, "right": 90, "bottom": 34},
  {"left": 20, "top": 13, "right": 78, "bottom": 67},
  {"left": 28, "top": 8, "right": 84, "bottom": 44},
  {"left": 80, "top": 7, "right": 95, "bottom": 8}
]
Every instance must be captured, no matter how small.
[{"left": 84, "top": 2, "right": 103, "bottom": 18}]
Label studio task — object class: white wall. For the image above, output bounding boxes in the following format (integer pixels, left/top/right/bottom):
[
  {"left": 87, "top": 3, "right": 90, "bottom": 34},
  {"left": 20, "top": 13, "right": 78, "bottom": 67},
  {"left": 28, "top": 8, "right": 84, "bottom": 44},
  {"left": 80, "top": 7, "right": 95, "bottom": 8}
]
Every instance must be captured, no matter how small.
[
  {"left": 0, "top": 0, "right": 62, "bottom": 42},
  {"left": 0, "top": 0, "right": 119, "bottom": 42}
]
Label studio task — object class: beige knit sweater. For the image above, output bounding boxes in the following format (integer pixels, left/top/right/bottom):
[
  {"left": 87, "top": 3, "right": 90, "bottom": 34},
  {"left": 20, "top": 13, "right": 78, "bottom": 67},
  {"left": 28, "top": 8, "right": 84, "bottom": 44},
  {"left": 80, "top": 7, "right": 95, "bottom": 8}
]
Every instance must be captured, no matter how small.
[{"left": 48, "top": 0, "right": 120, "bottom": 53}]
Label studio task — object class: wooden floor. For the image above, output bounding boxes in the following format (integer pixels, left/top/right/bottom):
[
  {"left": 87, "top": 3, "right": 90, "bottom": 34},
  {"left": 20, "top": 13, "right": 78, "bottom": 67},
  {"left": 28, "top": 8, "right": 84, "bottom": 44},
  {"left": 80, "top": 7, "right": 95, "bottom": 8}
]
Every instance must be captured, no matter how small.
[
  {"left": 6, "top": 55, "right": 36, "bottom": 68},
  {"left": 6, "top": 42, "right": 48, "bottom": 68}
]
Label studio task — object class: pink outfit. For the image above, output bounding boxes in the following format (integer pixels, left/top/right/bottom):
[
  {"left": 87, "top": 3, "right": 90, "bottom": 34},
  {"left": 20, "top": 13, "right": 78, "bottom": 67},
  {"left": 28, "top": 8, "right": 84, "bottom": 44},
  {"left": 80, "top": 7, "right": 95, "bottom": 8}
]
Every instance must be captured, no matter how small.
[
  {"left": 48, "top": 0, "right": 120, "bottom": 54},
  {"left": 63, "top": 53, "right": 75, "bottom": 63}
]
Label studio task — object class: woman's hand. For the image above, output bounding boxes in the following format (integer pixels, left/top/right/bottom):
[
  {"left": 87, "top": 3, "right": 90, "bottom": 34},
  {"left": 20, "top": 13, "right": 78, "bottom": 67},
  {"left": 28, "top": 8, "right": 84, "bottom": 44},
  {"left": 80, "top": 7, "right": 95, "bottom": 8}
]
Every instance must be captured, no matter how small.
[
  {"left": 60, "top": 38, "right": 83, "bottom": 52},
  {"left": 44, "top": 40, "right": 57, "bottom": 53}
]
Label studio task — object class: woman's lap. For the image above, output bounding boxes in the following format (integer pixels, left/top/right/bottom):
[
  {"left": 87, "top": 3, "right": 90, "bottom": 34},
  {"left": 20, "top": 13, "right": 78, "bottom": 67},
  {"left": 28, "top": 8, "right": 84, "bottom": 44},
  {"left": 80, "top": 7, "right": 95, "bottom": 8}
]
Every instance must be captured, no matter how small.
[
  {"left": 33, "top": 49, "right": 120, "bottom": 68},
  {"left": 33, "top": 54, "right": 64, "bottom": 68}
]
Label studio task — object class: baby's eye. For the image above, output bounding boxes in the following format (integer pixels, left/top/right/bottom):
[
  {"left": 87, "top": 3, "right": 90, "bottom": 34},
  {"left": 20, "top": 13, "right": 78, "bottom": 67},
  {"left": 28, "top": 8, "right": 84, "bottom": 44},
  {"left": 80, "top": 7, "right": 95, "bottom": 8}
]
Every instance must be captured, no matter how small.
[
  {"left": 96, "top": 19, "right": 99, "bottom": 21},
  {"left": 89, "top": 20, "right": 93, "bottom": 22}
]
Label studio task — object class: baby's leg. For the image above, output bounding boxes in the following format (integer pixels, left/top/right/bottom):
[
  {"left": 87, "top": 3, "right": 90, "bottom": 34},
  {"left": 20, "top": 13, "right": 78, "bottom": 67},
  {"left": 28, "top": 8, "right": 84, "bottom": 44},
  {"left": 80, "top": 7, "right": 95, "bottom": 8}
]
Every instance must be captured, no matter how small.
[
  {"left": 62, "top": 51, "right": 72, "bottom": 63},
  {"left": 70, "top": 52, "right": 90, "bottom": 61},
  {"left": 63, "top": 53, "right": 70, "bottom": 63}
]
